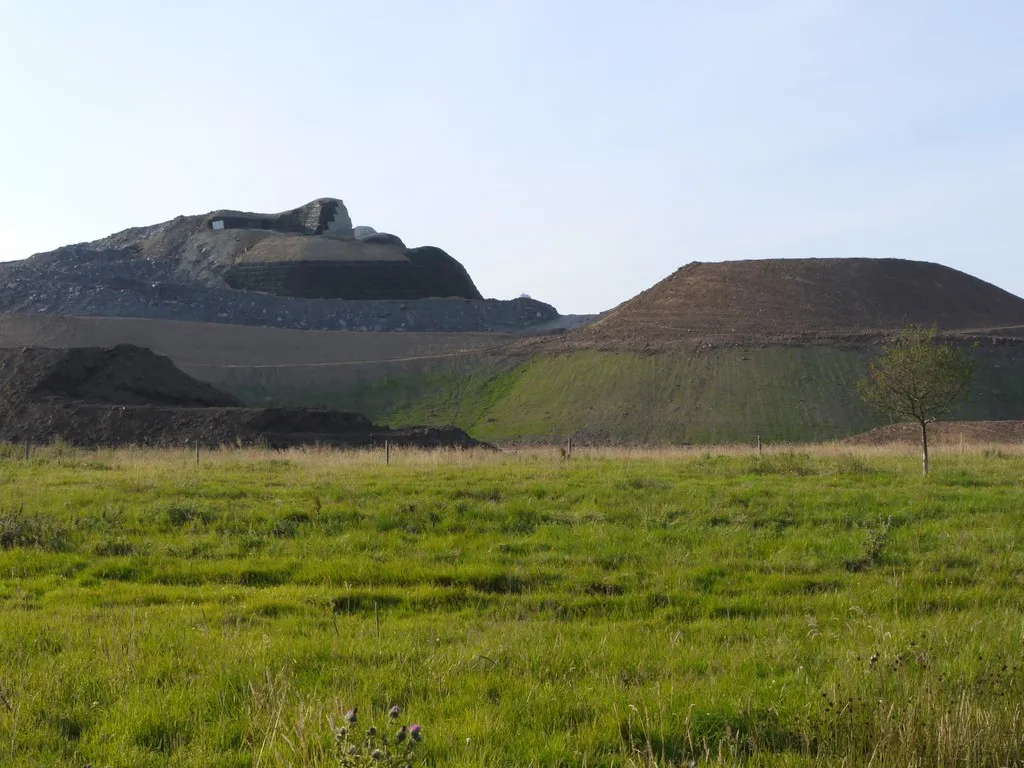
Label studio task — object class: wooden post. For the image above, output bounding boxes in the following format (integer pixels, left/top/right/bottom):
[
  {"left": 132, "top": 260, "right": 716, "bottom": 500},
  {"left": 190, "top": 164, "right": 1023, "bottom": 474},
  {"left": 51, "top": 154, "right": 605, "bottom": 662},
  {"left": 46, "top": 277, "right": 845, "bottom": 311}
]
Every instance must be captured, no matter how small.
[
  {"left": 567, "top": 436, "right": 572, "bottom": 459},
  {"left": 195, "top": 441, "right": 200, "bottom": 466},
  {"left": 385, "top": 440, "right": 390, "bottom": 466},
  {"left": 757, "top": 434, "right": 762, "bottom": 456},
  {"left": 24, "top": 441, "right": 29, "bottom": 461}
]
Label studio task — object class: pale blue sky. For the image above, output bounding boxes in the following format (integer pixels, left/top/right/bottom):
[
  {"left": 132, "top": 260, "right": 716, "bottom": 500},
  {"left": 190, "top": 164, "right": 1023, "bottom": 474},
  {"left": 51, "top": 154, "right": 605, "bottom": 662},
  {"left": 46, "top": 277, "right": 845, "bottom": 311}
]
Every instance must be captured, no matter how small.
[{"left": 1, "top": 1, "right": 1021, "bottom": 313}]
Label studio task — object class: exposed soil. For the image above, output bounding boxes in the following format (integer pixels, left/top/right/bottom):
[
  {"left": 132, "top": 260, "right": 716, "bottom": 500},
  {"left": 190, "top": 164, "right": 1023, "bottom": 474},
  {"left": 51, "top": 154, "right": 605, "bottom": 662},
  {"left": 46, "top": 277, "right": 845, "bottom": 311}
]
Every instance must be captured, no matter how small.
[
  {"left": 1, "top": 403, "right": 480, "bottom": 449},
  {"left": 0, "top": 345, "right": 240, "bottom": 410},
  {"left": 566, "top": 259, "right": 1024, "bottom": 349},
  {"left": 0, "top": 344, "right": 484, "bottom": 449},
  {"left": 845, "top": 421, "right": 1024, "bottom": 446},
  {"left": 0, "top": 314, "right": 514, "bottom": 368}
]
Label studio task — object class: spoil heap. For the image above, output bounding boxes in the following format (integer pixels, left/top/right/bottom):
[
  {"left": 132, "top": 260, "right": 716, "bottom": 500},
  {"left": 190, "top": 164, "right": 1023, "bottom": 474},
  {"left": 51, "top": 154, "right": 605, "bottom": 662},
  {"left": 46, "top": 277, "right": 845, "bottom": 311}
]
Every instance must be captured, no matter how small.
[
  {"left": 94, "top": 198, "right": 483, "bottom": 301},
  {"left": 574, "top": 258, "right": 1024, "bottom": 347},
  {"left": 0, "top": 344, "right": 482, "bottom": 449},
  {"left": 0, "top": 199, "right": 559, "bottom": 332}
]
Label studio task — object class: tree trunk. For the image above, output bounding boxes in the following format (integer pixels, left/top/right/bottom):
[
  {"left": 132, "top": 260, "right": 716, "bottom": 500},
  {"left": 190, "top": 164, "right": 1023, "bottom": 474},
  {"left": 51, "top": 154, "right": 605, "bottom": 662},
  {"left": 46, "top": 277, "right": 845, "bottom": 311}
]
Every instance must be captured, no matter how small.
[{"left": 920, "top": 419, "right": 929, "bottom": 476}]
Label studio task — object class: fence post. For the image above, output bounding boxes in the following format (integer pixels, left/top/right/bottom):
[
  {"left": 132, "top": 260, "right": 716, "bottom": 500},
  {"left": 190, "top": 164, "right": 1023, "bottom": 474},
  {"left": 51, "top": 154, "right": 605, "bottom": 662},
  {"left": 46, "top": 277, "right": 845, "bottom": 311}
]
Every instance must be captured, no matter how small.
[
  {"left": 757, "top": 434, "right": 762, "bottom": 456},
  {"left": 24, "top": 441, "right": 30, "bottom": 461},
  {"left": 385, "top": 440, "right": 390, "bottom": 466},
  {"left": 195, "top": 441, "right": 200, "bottom": 466}
]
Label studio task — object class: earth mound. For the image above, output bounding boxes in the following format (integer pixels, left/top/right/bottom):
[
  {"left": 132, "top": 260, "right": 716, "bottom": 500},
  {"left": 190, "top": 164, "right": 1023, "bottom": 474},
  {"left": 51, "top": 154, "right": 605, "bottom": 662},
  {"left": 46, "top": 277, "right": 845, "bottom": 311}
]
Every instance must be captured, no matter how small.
[
  {"left": 576, "top": 258, "right": 1024, "bottom": 347},
  {"left": 0, "top": 248, "right": 556, "bottom": 333},
  {"left": 0, "top": 344, "right": 483, "bottom": 449},
  {"left": 0, "top": 344, "right": 240, "bottom": 410},
  {"left": 94, "top": 198, "right": 483, "bottom": 301},
  {"left": 0, "top": 198, "right": 561, "bottom": 332}
]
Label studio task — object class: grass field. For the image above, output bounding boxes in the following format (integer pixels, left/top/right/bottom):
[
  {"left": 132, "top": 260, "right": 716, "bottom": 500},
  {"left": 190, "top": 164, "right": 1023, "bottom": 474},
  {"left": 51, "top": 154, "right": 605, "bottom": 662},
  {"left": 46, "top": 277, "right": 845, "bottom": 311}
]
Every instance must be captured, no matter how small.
[{"left": 1, "top": 445, "right": 1024, "bottom": 766}]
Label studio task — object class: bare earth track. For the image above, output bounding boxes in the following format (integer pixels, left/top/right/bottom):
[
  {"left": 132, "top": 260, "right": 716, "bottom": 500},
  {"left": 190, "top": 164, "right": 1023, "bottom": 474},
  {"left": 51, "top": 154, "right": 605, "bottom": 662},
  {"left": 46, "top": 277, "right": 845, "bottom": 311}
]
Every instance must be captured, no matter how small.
[{"left": 0, "top": 313, "right": 511, "bottom": 368}]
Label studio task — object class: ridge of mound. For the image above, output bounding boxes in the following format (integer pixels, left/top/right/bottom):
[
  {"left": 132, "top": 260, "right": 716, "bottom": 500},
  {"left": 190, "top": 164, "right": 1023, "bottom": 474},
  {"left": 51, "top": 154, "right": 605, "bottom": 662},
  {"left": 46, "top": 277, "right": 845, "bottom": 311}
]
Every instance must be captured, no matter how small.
[{"left": 578, "top": 258, "right": 1024, "bottom": 346}]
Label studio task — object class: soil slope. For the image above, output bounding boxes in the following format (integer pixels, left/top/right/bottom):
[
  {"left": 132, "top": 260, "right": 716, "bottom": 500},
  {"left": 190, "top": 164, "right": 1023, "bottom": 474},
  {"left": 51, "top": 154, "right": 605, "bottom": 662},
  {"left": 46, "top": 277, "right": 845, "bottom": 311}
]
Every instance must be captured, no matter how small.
[
  {"left": 0, "top": 345, "right": 240, "bottom": 410},
  {"left": 575, "top": 258, "right": 1024, "bottom": 347},
  {"left": 1, "top": 314, "right": 1023, "bottom": 446},
  {"left": 0, "top": 314, "right": 512, "bottom": 368},
  {"left": 0, "top": 344, "right": 482, "bottom": 449}
]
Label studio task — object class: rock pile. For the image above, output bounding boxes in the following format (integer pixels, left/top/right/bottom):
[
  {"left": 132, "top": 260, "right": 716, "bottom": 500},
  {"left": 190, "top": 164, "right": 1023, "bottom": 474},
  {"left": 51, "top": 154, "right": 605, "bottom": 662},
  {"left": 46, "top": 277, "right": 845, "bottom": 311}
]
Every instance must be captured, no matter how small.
[
  {"left": 0, "top": 246, "right": 557, "bottom": 332},
  {"left": 0, "top": 198, "right": 561, "bottom": 332}
]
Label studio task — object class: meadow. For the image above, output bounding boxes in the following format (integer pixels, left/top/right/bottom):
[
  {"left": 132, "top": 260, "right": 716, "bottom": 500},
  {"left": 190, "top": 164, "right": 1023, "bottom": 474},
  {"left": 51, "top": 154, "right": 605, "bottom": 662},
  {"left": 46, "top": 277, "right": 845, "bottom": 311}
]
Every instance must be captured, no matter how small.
[{"left": 0, "top": 444, "right": 1023, "bottom": 766}]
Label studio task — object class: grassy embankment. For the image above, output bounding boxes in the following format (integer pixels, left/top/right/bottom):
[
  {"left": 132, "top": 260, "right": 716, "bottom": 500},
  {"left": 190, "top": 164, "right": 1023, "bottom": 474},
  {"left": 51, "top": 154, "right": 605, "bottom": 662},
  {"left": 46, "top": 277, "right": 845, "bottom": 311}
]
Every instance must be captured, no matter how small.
[
  {"left": 320, "top": 346, "right": 1024, "bottom": 443},
  {"left": 1, "top": 445, "right": 1024, "bottom": 766}
]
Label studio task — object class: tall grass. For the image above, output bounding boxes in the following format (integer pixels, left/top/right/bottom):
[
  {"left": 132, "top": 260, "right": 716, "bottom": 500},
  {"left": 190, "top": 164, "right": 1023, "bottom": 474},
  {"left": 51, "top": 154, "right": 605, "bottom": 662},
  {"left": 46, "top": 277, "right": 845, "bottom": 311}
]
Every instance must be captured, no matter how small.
[{"left": 0, "top": 445, "right": 1022, "bottom": 766}]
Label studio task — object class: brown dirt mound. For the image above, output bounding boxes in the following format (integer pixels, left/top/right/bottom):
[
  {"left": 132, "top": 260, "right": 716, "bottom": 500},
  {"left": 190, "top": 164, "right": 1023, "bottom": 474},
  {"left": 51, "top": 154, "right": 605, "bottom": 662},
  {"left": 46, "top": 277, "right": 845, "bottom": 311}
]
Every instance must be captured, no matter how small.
[
  {"left": 0, "top": 345, "right": 484, "bottom": 449},
  {"left": 0, "top": 403, "right": 480, "bottom": 449},
  {"left": 575, "top": 258, "right": 1024, "bottom": 347},
  {"left": 0, "top": 344, "right": 240, "bottom": 409},
  {"left": 845, "top": 420, "right": 1024, "bottom": 446}
]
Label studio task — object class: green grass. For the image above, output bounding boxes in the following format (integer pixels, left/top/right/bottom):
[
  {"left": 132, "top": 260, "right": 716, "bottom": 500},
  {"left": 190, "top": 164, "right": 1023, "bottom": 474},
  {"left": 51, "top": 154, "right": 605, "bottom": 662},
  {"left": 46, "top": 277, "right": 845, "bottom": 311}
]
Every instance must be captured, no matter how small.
[
  {"left": 1, "top": 445, "right": 1024, "bottom": 766},
  {"left": 323, "top": 345, "right": 1024, "bottom": 444}
]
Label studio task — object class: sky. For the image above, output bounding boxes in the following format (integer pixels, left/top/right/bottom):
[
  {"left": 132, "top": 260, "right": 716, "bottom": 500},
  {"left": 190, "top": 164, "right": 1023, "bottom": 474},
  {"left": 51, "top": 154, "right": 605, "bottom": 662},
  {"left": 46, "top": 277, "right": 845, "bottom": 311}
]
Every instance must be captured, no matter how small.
[{"left": 0, "top": 1, "right": 1022, "bottom": 314}]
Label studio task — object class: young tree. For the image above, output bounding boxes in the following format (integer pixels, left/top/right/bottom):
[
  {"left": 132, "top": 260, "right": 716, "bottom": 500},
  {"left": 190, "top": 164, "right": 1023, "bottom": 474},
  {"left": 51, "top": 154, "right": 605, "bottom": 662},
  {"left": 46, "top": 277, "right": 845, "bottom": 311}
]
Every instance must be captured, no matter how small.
[{"left": 857, "top": 326, "right": 976, "bottom": 475}]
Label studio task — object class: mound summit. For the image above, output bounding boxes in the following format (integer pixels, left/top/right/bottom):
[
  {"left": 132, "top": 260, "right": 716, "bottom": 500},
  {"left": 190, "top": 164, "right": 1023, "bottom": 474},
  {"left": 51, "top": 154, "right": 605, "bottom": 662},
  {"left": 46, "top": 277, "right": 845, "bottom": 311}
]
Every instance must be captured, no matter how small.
[
  {"left": 576, "top": 258, "right": 1024, "bottom": 346},
  {"left": 97, "top": 197, "right": 483, "bottom": 301}
]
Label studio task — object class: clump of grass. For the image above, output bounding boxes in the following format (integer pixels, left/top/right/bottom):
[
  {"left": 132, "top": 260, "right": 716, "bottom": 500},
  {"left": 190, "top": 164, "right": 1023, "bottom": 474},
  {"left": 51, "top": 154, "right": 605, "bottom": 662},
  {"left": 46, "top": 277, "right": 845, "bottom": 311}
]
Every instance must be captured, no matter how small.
[
  {"left": 845, "top": 517, "right": 891, "bottom": 572},
  {"left": 747, "top": 451, "right": 818, "bottom": 476},
  {"left": 0, "top": 506, "right": 70, "bottom": 551}
]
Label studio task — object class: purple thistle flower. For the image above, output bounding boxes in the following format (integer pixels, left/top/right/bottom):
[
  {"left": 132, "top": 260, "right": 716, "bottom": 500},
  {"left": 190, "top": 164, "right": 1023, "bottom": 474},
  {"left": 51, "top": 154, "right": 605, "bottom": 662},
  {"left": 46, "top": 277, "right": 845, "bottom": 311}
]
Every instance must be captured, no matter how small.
[
  {"left": 389, "top": 704, "right": 401, "bottom": 719},
  {"left": 344, "top": 707, "right": 359, "bottom": 724},
  {"left": 410, "top": 723, "right": 422, "bottom": 742}
]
